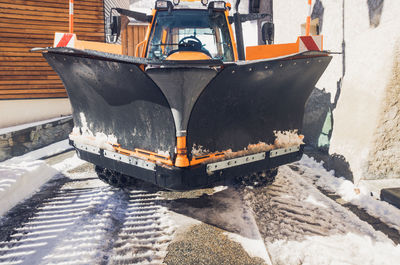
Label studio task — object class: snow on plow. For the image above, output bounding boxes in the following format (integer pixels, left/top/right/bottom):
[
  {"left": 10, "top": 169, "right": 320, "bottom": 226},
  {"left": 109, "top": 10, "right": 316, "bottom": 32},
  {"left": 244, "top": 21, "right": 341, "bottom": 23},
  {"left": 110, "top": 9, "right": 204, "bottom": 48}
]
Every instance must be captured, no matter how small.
[{"left": 39, "top": 0, "right": 332, "bottom": 190}]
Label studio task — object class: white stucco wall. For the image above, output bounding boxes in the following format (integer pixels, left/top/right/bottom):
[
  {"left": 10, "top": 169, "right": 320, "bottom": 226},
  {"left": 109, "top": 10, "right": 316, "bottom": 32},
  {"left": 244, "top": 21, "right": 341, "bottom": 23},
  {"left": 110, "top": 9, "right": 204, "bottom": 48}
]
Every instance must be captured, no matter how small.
[
  {"left": 331, "top": 0, "right": 400, "bottom": 183},
  {"left": 274, "top": 0, "right": 343, "bottom": 99},
  {"left": 275, "top": 0, "right": 400, "bottom": 183},
  {"left": 0, "top": 99, "right": 72, "bottom": 128}
]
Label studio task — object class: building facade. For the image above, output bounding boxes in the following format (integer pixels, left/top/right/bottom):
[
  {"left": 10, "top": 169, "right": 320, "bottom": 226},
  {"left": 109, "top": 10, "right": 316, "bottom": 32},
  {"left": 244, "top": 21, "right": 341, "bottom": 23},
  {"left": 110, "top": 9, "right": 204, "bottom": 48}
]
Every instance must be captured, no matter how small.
[{"left": 0, "top": 0, "right": 129, "bottom": 128}]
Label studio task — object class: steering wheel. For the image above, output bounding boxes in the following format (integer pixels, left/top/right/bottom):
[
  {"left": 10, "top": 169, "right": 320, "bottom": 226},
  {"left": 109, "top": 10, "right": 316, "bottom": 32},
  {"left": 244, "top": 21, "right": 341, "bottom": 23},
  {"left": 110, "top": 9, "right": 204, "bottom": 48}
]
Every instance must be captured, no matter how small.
[
  {"left": 169, "top": 35, "right": 211, "bottom": 58},
  {"left": 178, "top": 35, "right": 203, "bottom": 49}
]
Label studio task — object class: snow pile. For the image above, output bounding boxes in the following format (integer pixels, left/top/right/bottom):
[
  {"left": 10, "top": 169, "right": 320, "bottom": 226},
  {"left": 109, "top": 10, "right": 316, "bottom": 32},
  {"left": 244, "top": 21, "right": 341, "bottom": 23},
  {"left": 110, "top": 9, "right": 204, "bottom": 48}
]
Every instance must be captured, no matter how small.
[
  {"left": 299, "top": 155, "right": 400, "bottom": 232},
  {"left": 191, "top": 144, "right": 210, "bottom": 156},
  {"left": 69, "top": 113, "right": 118, "bottom": 152},
  {"left": 0, "top": 160, "right": 58, "bottom": 216},
  {"left": 0, "top": 140, "right": 83, "bottom": 217},
  {"left": 269, "top": 232, "right": 400, "bottom": 265},
  {"left": 274, "top": 130, "right": 304, "bottom": 148},
  {"left": 226, "top": 233, "right": 272, "bottom": 265},
  {"left": 368, "top": 41, "right": 400, "bottom": 179},
  {"left": 192, "top": 130, "right": 303, "bottom": 164},
  {"left": 52, "top": 154, "right": 86, "bottom": 173}
]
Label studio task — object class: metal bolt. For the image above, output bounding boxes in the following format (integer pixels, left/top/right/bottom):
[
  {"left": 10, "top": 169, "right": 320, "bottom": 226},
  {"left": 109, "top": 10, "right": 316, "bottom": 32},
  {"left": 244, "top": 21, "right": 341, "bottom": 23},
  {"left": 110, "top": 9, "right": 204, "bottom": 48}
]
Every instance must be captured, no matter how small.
[
  {"left": 265, "top": 65, "right": 268, "bottom": 69},
  {"left": 232, "top": 70, "right": 235, "bottom": 74},
  {"left": 249, "top": 68, "right": 252, "bottom": 71},
  {"left": 280, "top": 64, "right": 283, "bottom": 67}
]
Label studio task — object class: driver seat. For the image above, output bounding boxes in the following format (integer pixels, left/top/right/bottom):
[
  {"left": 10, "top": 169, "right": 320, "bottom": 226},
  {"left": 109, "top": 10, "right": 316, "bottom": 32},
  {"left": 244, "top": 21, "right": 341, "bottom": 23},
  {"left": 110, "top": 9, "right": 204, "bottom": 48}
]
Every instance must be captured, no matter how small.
[{"left": 166, "top": 51, "right": 212, "bottom": 60}]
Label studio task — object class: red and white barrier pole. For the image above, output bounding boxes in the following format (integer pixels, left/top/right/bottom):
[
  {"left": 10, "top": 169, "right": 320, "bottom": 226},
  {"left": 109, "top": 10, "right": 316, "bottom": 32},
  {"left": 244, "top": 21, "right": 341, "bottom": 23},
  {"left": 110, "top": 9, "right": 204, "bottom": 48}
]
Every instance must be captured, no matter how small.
[
  {"left": 69, "top": 0, "right": 74, "bottom": 33},
  {"left": 305, "top": 0, "right": 311, "bottom": 36}
]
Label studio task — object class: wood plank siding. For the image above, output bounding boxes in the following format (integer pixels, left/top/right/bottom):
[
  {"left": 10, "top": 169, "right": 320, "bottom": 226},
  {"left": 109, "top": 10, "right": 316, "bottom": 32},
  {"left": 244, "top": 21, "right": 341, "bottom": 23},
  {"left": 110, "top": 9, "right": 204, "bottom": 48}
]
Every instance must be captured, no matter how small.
[
  {"left": 0, "top": 0, "right": 105, "bottom": 99},
  {"left": 121, "top": 24, "right": 148, "bottom": 56}
]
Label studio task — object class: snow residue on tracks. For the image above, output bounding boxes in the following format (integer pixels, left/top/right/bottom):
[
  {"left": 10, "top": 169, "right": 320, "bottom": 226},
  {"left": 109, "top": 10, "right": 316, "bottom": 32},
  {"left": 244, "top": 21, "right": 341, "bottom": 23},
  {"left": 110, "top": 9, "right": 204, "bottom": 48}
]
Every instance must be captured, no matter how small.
[
  {"left": 245, "top": 159, "right": 400, "bottom": 265},
  {"left": 0, "top": 167, "right": 175, "bottom": 265},
  {"left": 299, "top": 155, "right": 400, "bottom": 232}
]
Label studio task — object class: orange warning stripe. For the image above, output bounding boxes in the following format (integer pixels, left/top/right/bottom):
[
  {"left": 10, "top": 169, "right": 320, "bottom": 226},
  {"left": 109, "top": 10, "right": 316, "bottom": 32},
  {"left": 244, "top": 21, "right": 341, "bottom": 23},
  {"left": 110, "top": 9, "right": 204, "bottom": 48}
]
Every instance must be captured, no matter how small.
[
  {"left": 305, "top": 0, "right": 312, "bottom": 36},
  {"left": 112, "top": 144, "right": 174, "bottom": 166},
  {"left": 56, "top": 33, "right": 74, "bottom": 47},
  {"left": 69, "top": 0, "right": 74, "bottom": 33}
]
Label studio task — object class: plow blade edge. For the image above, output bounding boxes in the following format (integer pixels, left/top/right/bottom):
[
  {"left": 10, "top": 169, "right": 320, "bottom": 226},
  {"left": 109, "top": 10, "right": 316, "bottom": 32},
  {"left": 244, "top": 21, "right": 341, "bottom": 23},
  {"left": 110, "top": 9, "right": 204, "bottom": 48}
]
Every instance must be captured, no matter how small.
[{"left": 43, "top": 48, "right": 331, "bottom": 189}]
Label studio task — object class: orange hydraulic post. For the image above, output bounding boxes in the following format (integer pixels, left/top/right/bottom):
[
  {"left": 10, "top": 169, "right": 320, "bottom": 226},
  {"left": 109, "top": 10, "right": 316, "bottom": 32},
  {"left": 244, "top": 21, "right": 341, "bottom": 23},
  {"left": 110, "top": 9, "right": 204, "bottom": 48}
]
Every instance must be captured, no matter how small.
[
  {"left": 305, "top": 0, "right": 311, "bottom": 36},
  {"left": 69, "top": 0, "right": 74, "bottom": 33},
  {"left": 175, "top": 136, "right": 190, "bottom": 167}
]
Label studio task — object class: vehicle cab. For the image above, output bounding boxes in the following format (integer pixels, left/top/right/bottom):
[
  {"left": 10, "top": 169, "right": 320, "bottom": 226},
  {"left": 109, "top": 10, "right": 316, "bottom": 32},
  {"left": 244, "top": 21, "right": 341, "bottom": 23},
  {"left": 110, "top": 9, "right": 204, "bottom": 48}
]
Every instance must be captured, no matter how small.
[{"left": 143, "top": 0, "right": 237, "bottom": 61}]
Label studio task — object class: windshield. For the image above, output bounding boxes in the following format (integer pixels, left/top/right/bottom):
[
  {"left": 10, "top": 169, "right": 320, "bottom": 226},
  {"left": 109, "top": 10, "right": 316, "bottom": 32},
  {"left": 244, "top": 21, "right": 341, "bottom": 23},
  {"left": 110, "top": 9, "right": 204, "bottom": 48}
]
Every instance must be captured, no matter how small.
[{"left": 146, "top": 10, "right": 234, "bottom": 61}]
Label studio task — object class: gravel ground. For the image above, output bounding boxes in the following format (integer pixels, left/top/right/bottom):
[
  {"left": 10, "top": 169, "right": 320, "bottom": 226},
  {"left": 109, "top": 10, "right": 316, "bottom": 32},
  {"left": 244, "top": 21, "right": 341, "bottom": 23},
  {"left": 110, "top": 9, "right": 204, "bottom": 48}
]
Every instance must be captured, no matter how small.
[{"left": 164, "top": 223, "right": 266, "bottom": 265}]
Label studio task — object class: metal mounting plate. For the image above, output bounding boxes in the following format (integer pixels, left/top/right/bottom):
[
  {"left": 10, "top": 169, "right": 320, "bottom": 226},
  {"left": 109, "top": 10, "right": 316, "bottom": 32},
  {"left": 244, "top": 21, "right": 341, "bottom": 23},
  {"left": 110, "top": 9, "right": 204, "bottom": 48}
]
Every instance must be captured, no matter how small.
[
  {"left": 75, "top": 142, "right": 100, "bottom": 155},
  {"left": 269, "top": 146, "right": 300, "bottom": 158},
  {"left": 103, "top": 150, "right": 156, "bottom": 171},
  {"left": 206, "top": 152, "right": 266, "bottom": 174}
]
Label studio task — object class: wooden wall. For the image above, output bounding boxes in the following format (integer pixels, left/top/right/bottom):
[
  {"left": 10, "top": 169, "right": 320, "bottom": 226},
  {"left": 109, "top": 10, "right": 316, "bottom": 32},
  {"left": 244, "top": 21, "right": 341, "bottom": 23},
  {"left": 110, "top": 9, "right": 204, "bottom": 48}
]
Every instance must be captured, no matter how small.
[
  {"left": 0, "top": 0, "right": 105, "bottom": 100},
  {"left": 121, "top": 24, "right": 148, "bottom": 56}
]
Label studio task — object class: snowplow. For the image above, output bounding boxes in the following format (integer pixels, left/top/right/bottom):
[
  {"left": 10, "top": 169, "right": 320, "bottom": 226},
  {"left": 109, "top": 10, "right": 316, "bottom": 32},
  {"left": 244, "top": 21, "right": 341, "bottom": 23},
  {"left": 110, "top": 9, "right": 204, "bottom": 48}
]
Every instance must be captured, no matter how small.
[{"left": 39, "top": 0, "right": 332, "bottom": 190}]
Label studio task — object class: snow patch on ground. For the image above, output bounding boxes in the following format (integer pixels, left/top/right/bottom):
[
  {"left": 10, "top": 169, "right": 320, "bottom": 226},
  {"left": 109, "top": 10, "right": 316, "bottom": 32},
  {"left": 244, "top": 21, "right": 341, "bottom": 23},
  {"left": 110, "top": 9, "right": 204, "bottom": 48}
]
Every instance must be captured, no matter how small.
[
  {"left": 0, "top": 160, "right": 57, "bottom": 216},
  {"left": 52, "top": 154, "right": 86, "bottom": 173},
  {"left": 299, "top": 155, "right": 400, "bottom": 233},
  {"left": 269, "top": 232, "right": 400, "bottom": 265},
  {"left": 226, "top": 232, "right": 272, "bottom": 265},
  {"left": 304, "top": 194, "right": 328, "bottom": 209},
  {"left": 0, "top": 139, "right": 82, "bottom": 217},
  {"left": 213, "top": 185, "right": 228, "bottom": 193}
]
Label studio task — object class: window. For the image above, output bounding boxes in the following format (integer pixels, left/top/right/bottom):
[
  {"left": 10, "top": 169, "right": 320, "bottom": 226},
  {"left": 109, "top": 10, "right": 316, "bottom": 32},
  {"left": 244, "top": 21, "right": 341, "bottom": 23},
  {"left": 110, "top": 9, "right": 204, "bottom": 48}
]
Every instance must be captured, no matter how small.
[{"left": 146, "top": 10, "right": 234, "bottom": 61}]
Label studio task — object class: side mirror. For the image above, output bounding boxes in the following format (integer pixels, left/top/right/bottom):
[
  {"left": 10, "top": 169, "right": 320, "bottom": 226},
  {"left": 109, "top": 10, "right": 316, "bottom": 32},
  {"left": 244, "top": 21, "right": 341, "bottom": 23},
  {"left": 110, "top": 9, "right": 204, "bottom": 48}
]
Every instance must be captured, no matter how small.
[
  {"left": 261, "top": 22, "right": 274, "bottom": 45},
  {"left": 106, "top": 15, "right": 121, "bottom": 43}
]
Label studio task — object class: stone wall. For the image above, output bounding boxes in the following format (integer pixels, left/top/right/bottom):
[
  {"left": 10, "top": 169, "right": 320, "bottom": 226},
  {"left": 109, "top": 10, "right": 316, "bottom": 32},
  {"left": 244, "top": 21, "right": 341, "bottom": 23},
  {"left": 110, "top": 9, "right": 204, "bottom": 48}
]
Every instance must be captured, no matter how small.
[{"left": 0, "top": 117, "right": 73, "bottom": 162}]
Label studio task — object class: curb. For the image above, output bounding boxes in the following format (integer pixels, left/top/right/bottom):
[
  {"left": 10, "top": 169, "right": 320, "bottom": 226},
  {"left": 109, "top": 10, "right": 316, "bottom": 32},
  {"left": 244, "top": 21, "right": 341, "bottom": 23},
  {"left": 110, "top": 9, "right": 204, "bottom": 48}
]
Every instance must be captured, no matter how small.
[
  {"left": 0, "top": 116, "right": 73, "bottom": 162},
  {"left": 381, "top": 188, "right": 400, "bottom": 209}
]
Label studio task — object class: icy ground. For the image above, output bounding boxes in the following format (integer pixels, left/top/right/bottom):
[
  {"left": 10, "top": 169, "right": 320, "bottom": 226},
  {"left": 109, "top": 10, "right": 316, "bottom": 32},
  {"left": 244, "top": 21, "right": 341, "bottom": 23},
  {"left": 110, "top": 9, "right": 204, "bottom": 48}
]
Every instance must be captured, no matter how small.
[
  {"left": 1, "top": 145, "right": 400, "bottom": 264},
  {"left": 243, "top": 157, "right": 400, "bottom": 265}
]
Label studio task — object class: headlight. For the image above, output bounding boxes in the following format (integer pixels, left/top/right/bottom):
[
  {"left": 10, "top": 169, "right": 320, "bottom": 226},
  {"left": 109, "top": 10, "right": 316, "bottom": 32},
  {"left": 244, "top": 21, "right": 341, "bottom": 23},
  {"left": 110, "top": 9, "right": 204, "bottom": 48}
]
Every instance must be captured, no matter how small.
[
  {"left": 155, "top": 0, "right": 173, "bottom": 10},
  {"left": 208, "top": 1, "right": 226, "bottom": 11},
  {"left": 201, "top": 0, "right": 209, "bottom": 6}
]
